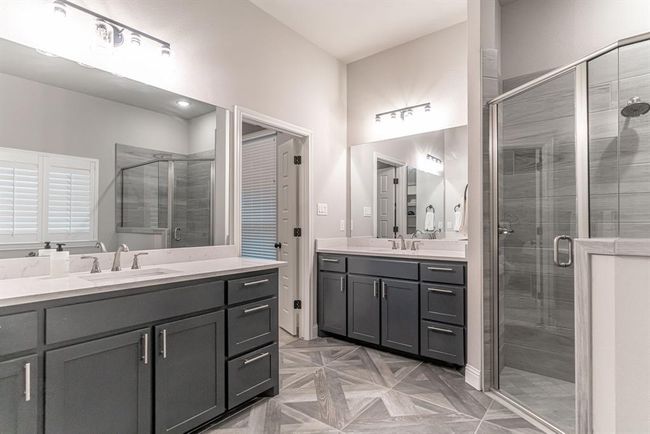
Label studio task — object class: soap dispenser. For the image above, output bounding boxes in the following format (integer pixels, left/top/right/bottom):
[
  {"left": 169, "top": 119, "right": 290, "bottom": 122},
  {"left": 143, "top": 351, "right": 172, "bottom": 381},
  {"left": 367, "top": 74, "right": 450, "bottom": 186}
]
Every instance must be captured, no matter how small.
[
  {"left": 38, "top": 241, "right": 54, "bottom": 257},
  {"left": 50, "top": 243, "right": 70, "bottom": 277}
]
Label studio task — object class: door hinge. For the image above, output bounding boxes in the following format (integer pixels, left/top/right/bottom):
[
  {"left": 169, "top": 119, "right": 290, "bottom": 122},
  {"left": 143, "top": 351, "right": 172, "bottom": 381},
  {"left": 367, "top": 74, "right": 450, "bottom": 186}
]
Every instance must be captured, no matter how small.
[
  {"left": 293, "top": 227, "right": 302, "bottom": 237},
  {"left": 393, "top": 178, "right": 399, "bottom": 184},
  {"left": 294, "top": 156, "right": 302, "bottom": 165},
  {"left": 393, "top": 225, "right": 399, "bottom": 233},
  {"left": 293, "top": 300, "right": 302, "bottom": 309}
]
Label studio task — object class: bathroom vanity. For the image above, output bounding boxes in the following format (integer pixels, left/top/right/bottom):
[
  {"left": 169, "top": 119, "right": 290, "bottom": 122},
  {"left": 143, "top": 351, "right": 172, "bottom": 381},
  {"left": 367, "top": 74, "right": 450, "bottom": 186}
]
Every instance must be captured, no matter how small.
[
  {"left": 316, "top": 241, "right": 467, "bottom": 365},
  {"left": 0, "top": 258, "right": 282, "bottom": 434}
]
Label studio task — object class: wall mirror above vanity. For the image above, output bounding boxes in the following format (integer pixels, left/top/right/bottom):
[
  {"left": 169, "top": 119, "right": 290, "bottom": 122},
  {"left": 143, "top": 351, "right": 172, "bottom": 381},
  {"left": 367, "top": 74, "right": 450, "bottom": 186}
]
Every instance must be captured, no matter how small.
[
  {"left": 0, "top": 37, "right": 229, "bottom": 258},
  {"left": 350, "top": 126, "right": 468, "bottom": 240}
]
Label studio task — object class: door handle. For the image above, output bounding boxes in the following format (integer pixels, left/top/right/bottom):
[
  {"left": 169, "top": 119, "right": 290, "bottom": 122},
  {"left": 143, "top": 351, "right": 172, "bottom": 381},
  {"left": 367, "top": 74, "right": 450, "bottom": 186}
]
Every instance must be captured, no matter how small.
[
  {"left": 243, "top": 352, "right": 269, "bottom": 365},
  {"left": 428, "top": 287, "right": 454, "bottom": 294},
  {"left": 381, "top": 281, "right": 386, "bottom": 299},
  {"left": 244, "top": 304, "right": 270, "bottom": 314},
  {"left": 553, "top": 235, "right": 574, "bottom": 267},
  {"left": 321, "top": 258, "right": 339, "bottom": 263},
  {"left": 24, "top": 362, "right": 31, "bottom": 402},
  {"left": 373, "top": 280, "right": 378, "bottom": 298},
  {"left": 141, "top": 333, "right": 149, "bottom": 365},
  {"left": 340, "top": 276, "right": 344, "bottom": 292},
  {"left": 243, "top": 279, "right": 269, "bottom": 286},
  {"left": 274, "top": 242, "right": 282, "bottom": 248},
  {"left": 173, "top": 227, "right": 182, "bottom": 241},
  {"left": 160, "top": 329, "right": 167, "bottom": 359},
  {"left": 428, "top": 325, "right": 454, "bottom": 334},
  {"left": 426, "top": 266, "right": 454, "bottom": 272}
]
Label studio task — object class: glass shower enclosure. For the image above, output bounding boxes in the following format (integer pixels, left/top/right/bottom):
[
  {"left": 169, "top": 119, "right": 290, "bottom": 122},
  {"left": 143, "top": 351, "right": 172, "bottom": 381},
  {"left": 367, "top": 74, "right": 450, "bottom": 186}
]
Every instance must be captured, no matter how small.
[
  {"left": 119, "top": 158, "right": 215, "bottom": 248},
  {"left": 488, "top": 34, "right": 650, "bottom": 433}
]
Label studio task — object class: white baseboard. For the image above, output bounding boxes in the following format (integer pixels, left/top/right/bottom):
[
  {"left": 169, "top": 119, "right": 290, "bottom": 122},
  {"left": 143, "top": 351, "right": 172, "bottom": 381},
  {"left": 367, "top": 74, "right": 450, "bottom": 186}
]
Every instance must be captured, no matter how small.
[{"left": 465, "top": 364, "right": 481, "bottom": 390}]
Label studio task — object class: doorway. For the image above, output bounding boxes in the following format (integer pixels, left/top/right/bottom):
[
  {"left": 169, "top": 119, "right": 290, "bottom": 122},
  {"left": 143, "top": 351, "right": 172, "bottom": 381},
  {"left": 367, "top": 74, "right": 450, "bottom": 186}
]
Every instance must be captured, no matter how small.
[
  {"left": 234, "top": 107, "right": 313, "bottom": 340},
  {"left": 372, "top": 153, "right": 406, "bottom": 238}
]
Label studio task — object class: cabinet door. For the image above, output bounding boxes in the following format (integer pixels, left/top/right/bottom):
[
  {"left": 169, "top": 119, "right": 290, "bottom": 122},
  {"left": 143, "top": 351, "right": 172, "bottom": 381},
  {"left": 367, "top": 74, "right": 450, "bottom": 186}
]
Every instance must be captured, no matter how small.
[
  {"left": 381, "top": 278, "right": 419, "bottom": 355},
  {"left": 318, "top": 271, "right": 347, "bottom": 335},
  {"left": 45, "top": 329, "right": 151, "bottom": 434},
  {"left": 347, "top": 274, "right": 380, "bottom": 344},
  {"left": 0, "top": 355, "right": 37, "bottom": 434},
  {"left": 154, "top": 311, "right": 225, "bottom": 434}
]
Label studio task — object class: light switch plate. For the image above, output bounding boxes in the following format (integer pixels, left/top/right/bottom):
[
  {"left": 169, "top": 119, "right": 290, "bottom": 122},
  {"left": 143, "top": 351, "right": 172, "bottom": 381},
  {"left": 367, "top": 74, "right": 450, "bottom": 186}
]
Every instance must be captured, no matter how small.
[
  {"left": 317, "top": 203, "right": 328, "bottom": 216},
  {"left": 363, "top": 206, "right": 372, "bottom": 217},
  {"left": 339, "top": 220, "right": 345, "bottom": 231}
]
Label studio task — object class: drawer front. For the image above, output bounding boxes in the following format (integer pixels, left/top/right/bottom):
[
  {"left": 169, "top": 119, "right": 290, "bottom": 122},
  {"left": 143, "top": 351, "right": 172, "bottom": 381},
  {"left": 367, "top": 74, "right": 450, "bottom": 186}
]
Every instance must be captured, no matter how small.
[
  {"left": 420, "top": 320, "right": 465, "bottom": 365},
  {"left": 227, "top": 273, "right": 277, "bottom": 305},
  {"left": 318, "top": 255, "right": 347, "bottom": 273},
  {"left": 420, "top": 262, "right": 466, "bottom": 285},
  {"left": 420, "top": 284, "right": 465, "bottom": 326},
  {"left": 0, "top": 311, "right": 38, "bottom": 356},
  {"left": 227, "top": 343, "right": 278, "bottom": 409},
  {"left": 348, "top": 257, "right": 419, "bottom": 280},
  {"left": 227, "top": 297, "right": 278, "bottom": 357},
  {"left": 46, "top": 280, "right": 224, "bottom": 344}
]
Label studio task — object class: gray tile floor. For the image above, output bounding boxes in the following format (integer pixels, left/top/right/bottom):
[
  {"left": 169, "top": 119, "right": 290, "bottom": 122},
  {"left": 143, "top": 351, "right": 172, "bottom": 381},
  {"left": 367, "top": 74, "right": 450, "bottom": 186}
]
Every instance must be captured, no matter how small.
[{"left": 200, "top": 331, "right": 544, "bottom": 433}]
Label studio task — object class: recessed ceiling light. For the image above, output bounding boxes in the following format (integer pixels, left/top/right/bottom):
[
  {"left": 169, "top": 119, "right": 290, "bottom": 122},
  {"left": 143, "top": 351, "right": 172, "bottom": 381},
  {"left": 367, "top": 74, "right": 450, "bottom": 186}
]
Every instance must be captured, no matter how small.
[{"left": 176, "top": 100, "right": 190, "bottom": 108}]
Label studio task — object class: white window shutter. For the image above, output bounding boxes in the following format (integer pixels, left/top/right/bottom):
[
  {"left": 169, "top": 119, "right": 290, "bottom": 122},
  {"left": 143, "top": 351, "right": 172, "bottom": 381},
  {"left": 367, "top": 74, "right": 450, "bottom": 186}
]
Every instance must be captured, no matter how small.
[
  {"left": 44, "top": 155, "right": 98, "bottom": 242},
  {"left": 0, "top": 149, "right": 40, "bottom": 243},
  {"left": 241, "top": 134, "right": 277, "bottom": 260}
]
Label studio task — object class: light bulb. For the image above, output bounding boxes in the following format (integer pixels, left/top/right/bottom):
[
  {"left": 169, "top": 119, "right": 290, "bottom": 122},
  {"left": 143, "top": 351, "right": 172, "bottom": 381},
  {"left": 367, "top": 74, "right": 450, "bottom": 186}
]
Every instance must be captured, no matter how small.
[
  {"left": 390, "top": 112, "right": 397, "bottom": 120},
  {"left": 130, "top": 33, "right": 141, "bottom": 47},
  {"left": 161, "top": 44, "right": 171, "bottom": 58},
  {"left": 94, "top": 19, "right": 114, "bottom": 50},
  {"left": 424, "top": 103, "right": 431, "bottom": 112},
  {"left": 176, "top": 100, "right": 190, "bottom": 108},
  {"left": 52, "top": 0, "right": 67, "bottom": 19},
  {"left": 375, "top": 115, "right": 381, "bottom": 123}
]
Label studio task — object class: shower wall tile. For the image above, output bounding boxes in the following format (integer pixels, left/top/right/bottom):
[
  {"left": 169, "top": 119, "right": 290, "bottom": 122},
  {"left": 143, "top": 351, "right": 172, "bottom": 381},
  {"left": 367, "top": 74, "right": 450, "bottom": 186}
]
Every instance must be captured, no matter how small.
[
  {"left": 619, "top": 192, "right": 650, "bottom": 223},
  {"left": 588, "top": 81, "right": 618, "bottom": 113},
  {"left": 618, "top": 39, "right": 650, "bottom": 80}
]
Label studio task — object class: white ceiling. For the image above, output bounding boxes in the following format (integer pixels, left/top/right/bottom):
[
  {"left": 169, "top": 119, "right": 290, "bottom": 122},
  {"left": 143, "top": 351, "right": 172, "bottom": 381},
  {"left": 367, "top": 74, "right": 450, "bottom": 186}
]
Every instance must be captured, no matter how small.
[{"left": 248, "top": 0, "right": 467, "bottom": 63}]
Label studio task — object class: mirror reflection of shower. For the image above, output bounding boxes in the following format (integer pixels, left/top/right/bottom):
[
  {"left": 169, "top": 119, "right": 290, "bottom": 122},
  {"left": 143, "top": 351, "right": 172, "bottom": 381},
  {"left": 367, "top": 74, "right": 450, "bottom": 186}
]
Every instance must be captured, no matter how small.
[{"left": 621, "top": 96, "right": 650, "bottom": 117}]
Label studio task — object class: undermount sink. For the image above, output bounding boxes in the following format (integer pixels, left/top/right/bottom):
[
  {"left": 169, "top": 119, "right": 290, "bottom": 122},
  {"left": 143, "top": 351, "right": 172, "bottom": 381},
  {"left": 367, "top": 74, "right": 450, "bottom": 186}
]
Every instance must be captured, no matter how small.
[{"left": 79, "top": 268, "right": 179, "bottom": 282}]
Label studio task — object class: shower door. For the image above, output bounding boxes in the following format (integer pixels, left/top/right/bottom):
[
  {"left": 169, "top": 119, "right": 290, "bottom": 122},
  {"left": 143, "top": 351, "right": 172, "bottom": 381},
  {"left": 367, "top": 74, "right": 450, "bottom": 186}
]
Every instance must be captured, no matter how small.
[{"left": 495, "top": 70, "right": 577, "bottom": 433}]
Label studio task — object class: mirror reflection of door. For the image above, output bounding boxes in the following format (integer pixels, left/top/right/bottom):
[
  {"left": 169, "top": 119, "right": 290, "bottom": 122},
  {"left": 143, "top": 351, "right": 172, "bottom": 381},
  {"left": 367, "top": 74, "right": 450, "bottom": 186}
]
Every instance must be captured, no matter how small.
[{"left": 377, "top": 163, "right": 396, "bottom": 238}]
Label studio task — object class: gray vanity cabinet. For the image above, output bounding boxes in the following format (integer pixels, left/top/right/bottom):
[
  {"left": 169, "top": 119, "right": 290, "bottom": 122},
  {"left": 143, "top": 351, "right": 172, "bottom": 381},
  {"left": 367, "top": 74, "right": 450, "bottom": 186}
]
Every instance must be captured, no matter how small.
[
  {"left": 347, "top": 275, "right": 380, "bottom": 344},
  {"left": 0, "top": 355, "right": 37, "bottom": 434},
  {"left": 154, "top": 311, "right": 225, "bottom": 434},
  {"left": 318, "top": 271, "right": 347, "bottom": 335},
  {"left": 380, "top": 278, "right": 419, "bottom": 355},
  {"left": 45, "top": 328, "right": 152, "bottom": 434}
]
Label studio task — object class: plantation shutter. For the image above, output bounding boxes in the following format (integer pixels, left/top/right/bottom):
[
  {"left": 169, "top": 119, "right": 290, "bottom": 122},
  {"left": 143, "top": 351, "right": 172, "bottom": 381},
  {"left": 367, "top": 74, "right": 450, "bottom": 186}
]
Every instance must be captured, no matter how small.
[
  {"left": 241, "top": 133, "right": 277, "bottom": 260},
  {"left": 0, "top": 149, "right": 40, "bottom": 243},
  {"left": 44, "top": 156, "right": 97, "bottom": 241}
]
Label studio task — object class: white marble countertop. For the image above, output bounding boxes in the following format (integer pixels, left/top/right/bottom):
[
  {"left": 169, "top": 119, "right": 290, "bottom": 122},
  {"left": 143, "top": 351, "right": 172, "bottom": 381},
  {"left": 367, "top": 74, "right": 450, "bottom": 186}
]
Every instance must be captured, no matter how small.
[
  {"left": 316, "top": 245, "right": 467, "bottom": 261},
  {"left": 0, "top": 256, "right": 285, "bottom": 308}
]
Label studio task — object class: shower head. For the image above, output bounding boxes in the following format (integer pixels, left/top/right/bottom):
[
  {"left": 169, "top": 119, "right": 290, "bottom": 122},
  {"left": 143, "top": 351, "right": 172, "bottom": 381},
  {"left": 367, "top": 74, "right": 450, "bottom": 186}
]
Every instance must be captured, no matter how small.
[{"left": 621, "top": 96, "right": 650, "bottom": 118}]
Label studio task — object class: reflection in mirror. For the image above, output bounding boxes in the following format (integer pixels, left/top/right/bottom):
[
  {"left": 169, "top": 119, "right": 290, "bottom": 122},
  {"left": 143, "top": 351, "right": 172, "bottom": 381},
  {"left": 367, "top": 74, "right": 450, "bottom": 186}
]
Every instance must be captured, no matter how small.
[
  {"left": 0, "top": 38, "right": 227, "bottom": 258},
  {"left": 350, "top": 126, "right": 468, "bottom": 240}
]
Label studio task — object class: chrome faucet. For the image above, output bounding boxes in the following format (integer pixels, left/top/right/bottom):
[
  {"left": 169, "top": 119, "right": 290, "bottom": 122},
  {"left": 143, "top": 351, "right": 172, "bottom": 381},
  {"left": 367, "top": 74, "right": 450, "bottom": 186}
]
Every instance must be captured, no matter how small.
[
  {"left": 111, "top": 244, "right": 129, "bottom": 271},
  {"left": 397, "top": 234, "right": 407, "bottom": 250},
  {"left": 412, "top": 230, "right": 423, "bottom": 239},
  {"left": 95, "top": 241, "right": 107, "bottom": 253}
]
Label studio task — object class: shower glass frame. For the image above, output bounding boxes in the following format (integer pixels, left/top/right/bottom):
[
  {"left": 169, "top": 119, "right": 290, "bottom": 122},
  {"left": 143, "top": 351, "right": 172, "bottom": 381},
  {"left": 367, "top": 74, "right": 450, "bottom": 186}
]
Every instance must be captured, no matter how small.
[
  {"left": 119, "top": 158, "right": 215, "bottom": 247},
  {"left": 486, "top": 31, "right": 650, "bottom": 434}
]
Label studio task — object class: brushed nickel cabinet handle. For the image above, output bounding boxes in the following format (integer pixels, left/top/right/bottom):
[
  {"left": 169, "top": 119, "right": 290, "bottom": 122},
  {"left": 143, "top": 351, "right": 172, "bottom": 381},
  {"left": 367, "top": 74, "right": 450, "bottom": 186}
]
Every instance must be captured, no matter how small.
[
  {"left": 243, "top": 279, "right": 269, "bottom": 287},
  {"left": 427, "top": 266, "right": 454, "bottom": 272},
  {"left": 381, "top": 281, "right": 386, "bottom": 299},
  {"left": 428, "top": 325, "right": 454, "bottom": 334},
  {"left": 24, "top": 362, "right": 31, "bottom": 402},
  {"left": 142, "top": 333, "right": 149, "bottom": 365},
  {"left": 321, "top": 258, "right": 339, "bottom": 263},
  {"left": 428, "top": 287, "right": 454, "bottom": 294},
  {"left": 160, "top": 329, "right": 167, "bottom": 359},
  {"left": 243, "top": 352, "right": 270, "bottom": 365},
  {"left": 340, "top": 276, "right": 344, "bottom": 292},
  {"left": 373, "top": 280, "right": 378, "bottom": 298},
  {"left": 244, "top": 304, "right": 270, "bottom": 314}
]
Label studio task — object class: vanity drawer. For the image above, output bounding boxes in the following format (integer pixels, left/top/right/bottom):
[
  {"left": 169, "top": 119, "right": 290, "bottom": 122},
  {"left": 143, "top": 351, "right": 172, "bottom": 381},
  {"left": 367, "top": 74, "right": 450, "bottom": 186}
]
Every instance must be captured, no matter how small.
[
  {"left": 420, "top": 320, "right": 465, "bottom": 365},
  {"left": 227, "top": 297, "right": 278, "bottom": 357},
  {"left": 420, "top": 284, "right": 465, "bottom": 326},
  {"left": 227, "top": 343, "right": 278, "bottom": 409},
  {"left": 420, "top": 262, "right": 465, "bottom": 285},
  {"left": 46, "top": 280, "right": 224, "bottom": 344},
  {"left": 227, "top": 273, "right": 277, "bottom": 305},
  {"left": 0, "top": 311, "right": 38, "bottom": 356},
  {"left": 348, "top": 257, "right": 419, "bottom": 280},
  {"left": 319, "top": 255, "right": 347, "bottom": 273}
]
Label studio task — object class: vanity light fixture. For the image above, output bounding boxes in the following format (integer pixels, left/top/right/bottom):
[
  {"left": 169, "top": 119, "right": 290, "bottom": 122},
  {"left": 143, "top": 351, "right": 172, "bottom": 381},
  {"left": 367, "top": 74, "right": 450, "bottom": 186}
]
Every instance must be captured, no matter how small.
[
  {"left": 426, "top": 154, "right": 442, "bottom": 164},
  {"left": 374, "top": 102, "right": 431, "bottom": 123},
  {"left": 176, "top": 100, "right": 191, "bottom": 108},
  {"left": 46, "top": 0, "right": 172, "bottom": 59}
]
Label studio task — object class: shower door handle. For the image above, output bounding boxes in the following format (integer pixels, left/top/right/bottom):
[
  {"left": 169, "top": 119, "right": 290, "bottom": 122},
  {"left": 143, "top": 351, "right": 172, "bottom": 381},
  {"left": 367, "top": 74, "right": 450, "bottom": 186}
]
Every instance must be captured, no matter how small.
[
  {"left": 173, "top": 227, "right": 182, "bottom": 241},
  {"left": 553, "top": 235, "right": 573, "bottom": 267},
  {"left": 498, "top": 226, "right": 514, "bottom": 235}
]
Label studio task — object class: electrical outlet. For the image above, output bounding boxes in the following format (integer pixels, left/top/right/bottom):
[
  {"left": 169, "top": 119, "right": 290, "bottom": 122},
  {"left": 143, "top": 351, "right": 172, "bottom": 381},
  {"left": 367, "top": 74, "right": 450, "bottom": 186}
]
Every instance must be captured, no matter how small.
[
  {"left": 317, "top": 203, "right": 328, "bottom": 216},
  {"left": 363, "top": 206, "right": 372, "bottom": 217},
  {"left": 339, "top": 219, "right": 345, "bottom": 231}
]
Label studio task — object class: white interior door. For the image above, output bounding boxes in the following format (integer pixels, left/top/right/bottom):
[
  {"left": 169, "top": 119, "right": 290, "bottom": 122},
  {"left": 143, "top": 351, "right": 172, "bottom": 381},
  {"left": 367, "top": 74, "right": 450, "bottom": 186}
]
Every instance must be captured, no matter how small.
[
  {"left": 377, "top": 166, "right": 396, "bottom": 238},
  {"left": 277, "top": 137, "right": 298, "bottom": 335}
]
